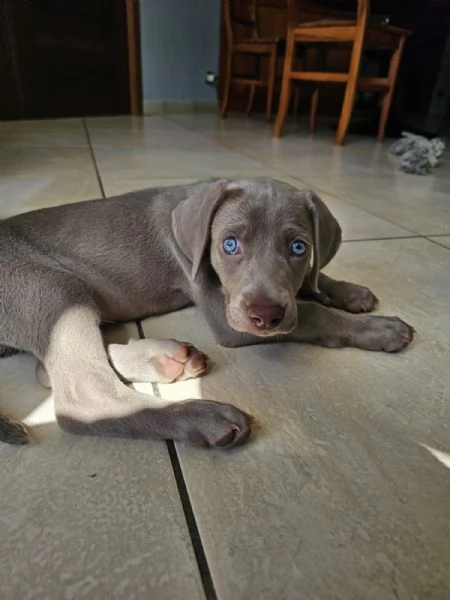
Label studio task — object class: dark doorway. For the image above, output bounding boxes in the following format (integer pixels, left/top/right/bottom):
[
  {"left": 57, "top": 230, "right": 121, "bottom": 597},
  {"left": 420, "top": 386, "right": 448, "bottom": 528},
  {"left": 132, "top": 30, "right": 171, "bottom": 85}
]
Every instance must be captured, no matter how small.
[{"left": 0, "top": 0, "right": 141, "bottom": 120}]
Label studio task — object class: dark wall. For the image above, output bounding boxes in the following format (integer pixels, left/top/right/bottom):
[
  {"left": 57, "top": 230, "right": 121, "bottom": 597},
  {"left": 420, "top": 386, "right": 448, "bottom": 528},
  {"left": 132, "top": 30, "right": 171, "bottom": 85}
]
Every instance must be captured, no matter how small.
[{"left": 0, "top": 0, "right": 130, "bottom": 120}]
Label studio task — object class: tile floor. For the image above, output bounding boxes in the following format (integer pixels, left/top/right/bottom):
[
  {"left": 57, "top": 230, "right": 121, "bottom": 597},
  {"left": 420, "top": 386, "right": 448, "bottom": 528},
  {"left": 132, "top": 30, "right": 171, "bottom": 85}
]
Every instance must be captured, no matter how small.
[{"left": 1, "top": 114, "right": 449, "bottom": 600}]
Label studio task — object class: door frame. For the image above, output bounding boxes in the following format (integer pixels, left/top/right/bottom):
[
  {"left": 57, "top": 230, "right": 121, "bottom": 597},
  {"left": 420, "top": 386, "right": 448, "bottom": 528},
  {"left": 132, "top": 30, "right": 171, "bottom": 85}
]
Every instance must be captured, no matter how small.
[{"left": 125, "top": 0, "right": 143, "bottom": 115}]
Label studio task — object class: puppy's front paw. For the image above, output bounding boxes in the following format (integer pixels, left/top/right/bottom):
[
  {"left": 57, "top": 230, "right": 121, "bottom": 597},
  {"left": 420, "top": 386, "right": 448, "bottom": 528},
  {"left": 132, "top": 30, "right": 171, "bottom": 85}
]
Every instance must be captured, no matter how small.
[
  {"left": 173, "top": 400, "right": 253, "bottom": 448},
  {"left": 379, "top": 317, "right": 415, "bottom": 352},
  {"left": 329, "top": 282, "right": 379, "bottom": 313},
  {"left": 363, "top": 316, "right": 414, "bottom": 352},
  {"left": 107, "top": 339, "right": 209, "bottom": 384}
]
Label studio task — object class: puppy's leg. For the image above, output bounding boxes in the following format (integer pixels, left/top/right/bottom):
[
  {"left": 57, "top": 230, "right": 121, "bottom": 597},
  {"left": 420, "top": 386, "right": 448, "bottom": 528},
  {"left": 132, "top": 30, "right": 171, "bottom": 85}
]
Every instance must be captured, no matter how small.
[
  {"left": 44, "top": 306, "right": 251, "bottom": 447},
  {"left": 312, "top": 273, "right": 379, "bottom": 313},
  {"left": 0, "top": 267, "right": 251, "bottom": 447},
  {"left": 36, "top": 339, "right": 208, "bottom": 387},
  {"left": 194, "top": 284, "right": 413, "bottom": 352},
  {"left": 290, "top": 301, "right": 413, "bottom": 351}
]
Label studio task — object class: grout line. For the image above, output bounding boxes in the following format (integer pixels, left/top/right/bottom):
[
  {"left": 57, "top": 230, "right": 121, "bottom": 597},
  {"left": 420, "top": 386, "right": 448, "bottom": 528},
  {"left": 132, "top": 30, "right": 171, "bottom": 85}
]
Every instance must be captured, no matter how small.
[
  {"left": 343, "top": 235, "right": 420, "bottom": 243},
  {"left": 425, "top": 237, "right": 450, "bottom": 250},
  {"left": 136, "top": 320, "right": 145, "bottom": 339},
  {"left": 166, "top": 442, "right": 218, "bottom": 600},
  {"left": 136, "top": 319, "right": 217, "bottom": 600},
  {"left": 82, "top": 118, "right": 106, "bottom": 199}
]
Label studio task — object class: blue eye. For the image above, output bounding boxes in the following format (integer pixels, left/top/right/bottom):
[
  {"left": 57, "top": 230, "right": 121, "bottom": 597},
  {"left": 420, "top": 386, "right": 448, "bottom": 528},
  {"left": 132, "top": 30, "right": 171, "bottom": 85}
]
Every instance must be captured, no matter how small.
[
  {"left": 290, "top": 240, "right": 306, "bottom": 257},
  {"left": 223, "top": 237, "right": 240, "bottom": 255}
]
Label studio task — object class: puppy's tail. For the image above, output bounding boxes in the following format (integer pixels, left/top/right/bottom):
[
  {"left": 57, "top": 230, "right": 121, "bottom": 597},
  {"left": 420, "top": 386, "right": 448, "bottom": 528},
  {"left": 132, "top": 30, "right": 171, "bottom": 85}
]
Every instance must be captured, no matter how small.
[{"left": 0, "top": 413, "right": 31, "bottom": 445}]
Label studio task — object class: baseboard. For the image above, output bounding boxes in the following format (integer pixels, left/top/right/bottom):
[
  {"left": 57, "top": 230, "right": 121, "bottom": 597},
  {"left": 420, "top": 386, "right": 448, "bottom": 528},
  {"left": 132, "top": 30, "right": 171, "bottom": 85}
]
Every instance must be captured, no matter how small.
[{"left": 143, "top": 100, "right": 218, "bottom": 116}]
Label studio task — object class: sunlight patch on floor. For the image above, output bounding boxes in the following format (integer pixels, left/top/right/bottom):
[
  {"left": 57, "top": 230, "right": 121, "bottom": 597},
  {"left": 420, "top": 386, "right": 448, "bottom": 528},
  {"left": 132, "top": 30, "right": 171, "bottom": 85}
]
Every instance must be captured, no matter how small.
[
  {"left": 22, "top": 393, "right": 56, "bottom": 427},
  {"left": 133, "top": 377, "right": 203, "bottom": 404},
  {"left": 421, "top": 443, "right": 450, "bottom": 469}
]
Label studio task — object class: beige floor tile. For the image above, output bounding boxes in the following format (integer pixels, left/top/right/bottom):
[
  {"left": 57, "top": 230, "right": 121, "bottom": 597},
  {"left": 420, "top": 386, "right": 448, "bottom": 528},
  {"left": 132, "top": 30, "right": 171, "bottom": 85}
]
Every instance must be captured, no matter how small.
[
  {"left": 86, "top": 115, "right": 210, "bottom": 150},
  {"left": 168, "top": 114, "right": 386, "bottom": 171},
  {"left": 87, "top": 115, "right": 280, "bottom": 180},
  {"left": 0, "top": 173, "right": 101, "bottom": 217},
  {"left": 0, "top": 118, "right": 88, "bottom": 148},
  {"left": 278, "top": 175, "right": 413, "bottom": 240},
  {"left": 0, "top": 146, "right": 95, "bottom": 176},
  {"left": 313, "top": 190, "right": 413, "bottom": 240},
  {"left": 141, "top": 237, "right": 450, "bottom": 600},
  {"left": 167, "top": 113, "right": 275, "bottom": 139},
  {"left": 102, "top": 178, "right": 199, "bottom": 198},
  {"left": 306, "top": 173, "right": 450, "bottom": 236},
  {"left": 0, "top": 118, "right": 99, "bottom": 216},
  {"left": 0, "top": 323, "right": 203, "bottom": 600},
  {"left": 93, "top": 147, "right": 280, "bottom": 180},
  {"left": 168, "top": 114, "right": 450, "bottom": 236}
]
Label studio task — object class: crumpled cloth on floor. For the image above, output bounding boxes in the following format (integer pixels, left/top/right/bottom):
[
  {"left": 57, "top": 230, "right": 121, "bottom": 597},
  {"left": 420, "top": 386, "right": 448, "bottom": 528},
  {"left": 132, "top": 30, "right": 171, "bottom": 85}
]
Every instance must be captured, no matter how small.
[{"left": 390, "top": 132, "right": 445, "bottom": 175}]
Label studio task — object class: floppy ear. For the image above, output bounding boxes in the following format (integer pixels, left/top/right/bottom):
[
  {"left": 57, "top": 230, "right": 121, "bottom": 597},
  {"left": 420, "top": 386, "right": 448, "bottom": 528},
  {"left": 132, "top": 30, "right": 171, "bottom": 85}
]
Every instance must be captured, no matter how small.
[
  {"left": 304, "top": 190, "right": 342, "bottom": 293},
  {"left": 171, "top": 181, "right": 232, "bottom": 280}
]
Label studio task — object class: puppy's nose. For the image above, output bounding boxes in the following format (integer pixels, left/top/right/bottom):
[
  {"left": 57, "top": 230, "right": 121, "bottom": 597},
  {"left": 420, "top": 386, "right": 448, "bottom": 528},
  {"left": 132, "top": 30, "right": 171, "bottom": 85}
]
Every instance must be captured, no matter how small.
[{"left": 247, "top": 303, "right": 285, "bottom": 329}]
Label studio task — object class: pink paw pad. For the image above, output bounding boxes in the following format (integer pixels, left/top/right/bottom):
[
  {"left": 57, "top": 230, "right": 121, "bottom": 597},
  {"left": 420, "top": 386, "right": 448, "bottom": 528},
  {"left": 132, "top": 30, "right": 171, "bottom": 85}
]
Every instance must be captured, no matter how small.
[
  {"left": 152, "top": 355, "right": 185, "bottom": 382},
  {"left": 151, "top": 342, "right": 209, "bottom": 383}
]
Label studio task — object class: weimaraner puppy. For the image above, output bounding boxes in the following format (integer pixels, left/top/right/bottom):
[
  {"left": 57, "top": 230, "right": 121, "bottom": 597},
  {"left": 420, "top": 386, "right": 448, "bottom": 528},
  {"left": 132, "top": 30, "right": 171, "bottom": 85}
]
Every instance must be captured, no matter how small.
[{"left": 0, "top": 178, "right": 414, "bottom": 447}]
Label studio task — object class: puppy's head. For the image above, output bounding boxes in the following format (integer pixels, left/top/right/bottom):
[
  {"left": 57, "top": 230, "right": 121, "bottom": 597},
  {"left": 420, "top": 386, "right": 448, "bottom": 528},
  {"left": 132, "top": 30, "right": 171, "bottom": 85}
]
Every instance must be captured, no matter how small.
[{"left": 172, "top": 179, "right": 341, "bottom": 337}]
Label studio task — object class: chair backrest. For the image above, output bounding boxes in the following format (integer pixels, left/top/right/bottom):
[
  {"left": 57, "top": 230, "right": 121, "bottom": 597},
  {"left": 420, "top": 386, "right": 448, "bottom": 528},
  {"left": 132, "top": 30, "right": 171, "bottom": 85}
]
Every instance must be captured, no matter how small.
[
  {"left": 285, "top": 0, "right": 370, "bottom": 33},
  {"left": 222, "top": 0, "right": 259, "bottom": 45}
]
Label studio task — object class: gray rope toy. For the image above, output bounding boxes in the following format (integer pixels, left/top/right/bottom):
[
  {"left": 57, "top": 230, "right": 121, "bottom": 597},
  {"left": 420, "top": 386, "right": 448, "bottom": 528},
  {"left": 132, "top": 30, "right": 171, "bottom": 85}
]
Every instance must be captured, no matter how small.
[{"left": 390, "top": 132, "right": 445, "bottom": 175}]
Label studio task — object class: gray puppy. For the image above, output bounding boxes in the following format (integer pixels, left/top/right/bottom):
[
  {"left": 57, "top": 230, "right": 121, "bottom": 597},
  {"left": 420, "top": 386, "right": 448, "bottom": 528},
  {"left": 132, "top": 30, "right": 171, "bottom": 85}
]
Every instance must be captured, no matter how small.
[{"left": 0, "top": 179, "right": 414, "bottom": 447}]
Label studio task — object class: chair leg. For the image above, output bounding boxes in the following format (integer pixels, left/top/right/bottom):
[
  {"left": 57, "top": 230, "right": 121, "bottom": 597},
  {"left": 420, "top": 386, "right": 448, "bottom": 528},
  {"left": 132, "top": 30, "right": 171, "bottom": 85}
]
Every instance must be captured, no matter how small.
[
  {"left": 291, "top": 54, "right": 305, "bottom": 118},
  {"left": 292, "top": 85, "right": 300, "bottom": 119},
  {"left": 246, "top": 86, "right": 256, "bottom": 117},
  {"left": 335, "top": 28, "right": 366, "bottom": 145},
  {"left": 309, "top": 49, "right": 325, "bottom": 133},
  {"left": 266, "top": 47, "right": 277, "bottom": 121},
  {"left": 377, "top": 36, "right": 406, "bottom": 142},
  {"left": 273, "top": 33, "right": 295, "bottom": 137},
  {"left": 310, "top": 85, "right": 319, "bottom": 133},
  {"left": 220, "top": 50, "right": 233, "bottom": 119}
]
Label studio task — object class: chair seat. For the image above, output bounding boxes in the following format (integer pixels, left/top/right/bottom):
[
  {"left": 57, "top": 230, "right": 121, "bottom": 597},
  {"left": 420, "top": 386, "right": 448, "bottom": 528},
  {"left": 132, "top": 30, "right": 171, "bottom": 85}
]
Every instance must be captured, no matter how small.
[
  {"left": 370, "top": 24, "right": 412, "bottom": 37},
  {"left": 294, "top": 19, "right": 411, "bottom": 45},
  {"left": 365, "top": 25, "right": 412, "bottom": 50},
  {"left": 296, "top": 19, "right": 356, "bottom": 29},
  {"left": 294, "top": 24, "right": 357, "bottom": 43},
  {"left": 294, "top": 20, "right": 411, "bottom": 47},
  {"left": 296, "top": 20, "right": 411, "bottom": 36}
]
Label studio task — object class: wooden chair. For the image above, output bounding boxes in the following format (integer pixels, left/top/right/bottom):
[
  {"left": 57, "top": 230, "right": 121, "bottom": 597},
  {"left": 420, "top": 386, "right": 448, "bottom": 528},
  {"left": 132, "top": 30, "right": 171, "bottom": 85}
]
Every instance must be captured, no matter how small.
[
  {"left": 273, "top": 0, "right": 411, "bottom": 144},
  {"left": 220, "top": 0, "right": 279, "bottom": 120}
]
